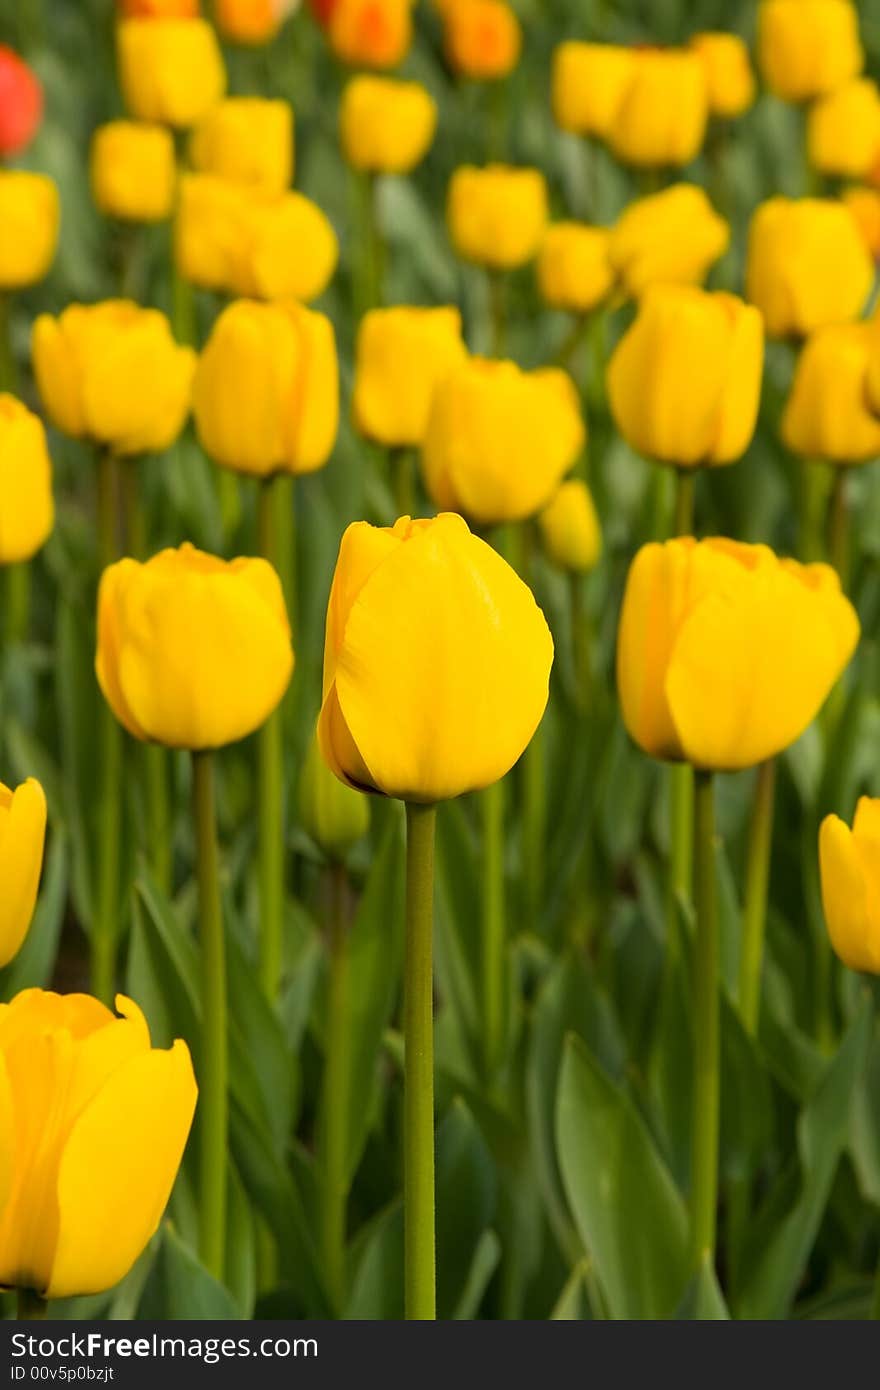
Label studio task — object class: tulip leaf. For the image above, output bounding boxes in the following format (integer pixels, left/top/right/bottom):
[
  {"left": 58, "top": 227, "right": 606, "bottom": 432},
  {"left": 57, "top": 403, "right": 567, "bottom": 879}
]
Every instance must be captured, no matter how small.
[
  {"left": 674, "top": 1253, "right": 731, "bottom": 1321},
  {"left": 137, "top": 1223, "right": 242, "bottom": 1321}
]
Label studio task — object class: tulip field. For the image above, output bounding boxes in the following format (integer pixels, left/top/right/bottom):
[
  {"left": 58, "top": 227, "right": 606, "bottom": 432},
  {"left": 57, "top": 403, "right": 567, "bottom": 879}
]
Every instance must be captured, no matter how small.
[{"left": 5, "top": 0, "right": 880, "bottom": 1331}]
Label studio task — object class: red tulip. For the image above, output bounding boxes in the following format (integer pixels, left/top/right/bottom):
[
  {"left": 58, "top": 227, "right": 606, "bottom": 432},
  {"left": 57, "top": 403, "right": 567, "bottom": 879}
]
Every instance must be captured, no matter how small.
[
  {"left": 309, "top": 0, "right": 339, "bottom": 28},
  {"left": 0, "top": 47, "right": 42, "bottom": 158}
]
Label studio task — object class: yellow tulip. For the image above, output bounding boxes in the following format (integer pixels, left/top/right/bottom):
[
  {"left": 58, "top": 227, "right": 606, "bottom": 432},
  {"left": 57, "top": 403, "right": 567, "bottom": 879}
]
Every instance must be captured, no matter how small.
[
  {"left": 820, "top": 798, "right": 880, "bottom": 973},
  {"left": 607, "top": 285, "right": 764, "bottom": 467},
  {"left": 96, "top": 543, "right": 293, "bottom": 750},
  {"left": 318, "top": 513, "right": 553, "bottom": 801},
  {"left": 32, "top": 302, "right": 196, "bottom": 456},
  {"left": 193, "top": 299, "right": 339, "bottom": 477},
  {"left": 0, "top": 779, "right": 46, "bottom": 969},
  {"left": 0, "top": 988, "right": 196, "bottom": 1298},
  {"left": 807, "top": 79, "right": 880, "bottom": 178},
  {"left": 447, "top": 164, "right": 548, "bottom": 269},
  {"left": 90, "top": 121, "right": 176, "bottom": 223},
  {"left": 758, "top": 0, "right": 862, "bottom": 103},
  {"left": 298, "top": 730, "right": 370, "bottom": 858},
  {"left": 609, "top": 48, "right": 708, "bottom": 168},
  {"left": 352, "top": 306, "right": 467, "bottom": 448},
  {"left": 609, "top": 183, "right": 730, "bottom": 298},
  {"left": 617, "top": 537, "right": 859, "bottom": 771},
  {"left": 116, "top": 18, "right": 226, "bottom": 128},
  {"left": 782, "top": 324, "right": 880, "bottom": 463},
  {"left": 0, "top": 396, "right": 53, "bottom": 564},
  {"left": 422, "top": 358, "right": 585, "bottom": 524},
  {"left": 0, "top": 172, "right": 59, "bottom": 290},
  {"left": 538, "top": 479, "right": 602, "bottom": 573},
  {"left": 746, "top": 197, "right": 873, "bottom": 337},
  {"left": 551, "top": 41, "right": 637, "bottom": 137},
  {"left": 689, "top": 32, "right": 755, "bottom": 119},
  {"left": 189, "top": 98, "right": 294, "bottom": 195},
  {"left": 537, "top": 223, "right": 615, "bottom": 314},
  {"left": 843, "top": 186, "right": 880, "bottom": 260},
  {"left": 339, "top": 76, "right": 437, "bottom": 175},
  {"left": 175, "top": 174, "right": 338, "bottom": 303},
  {"left": 443, "top": 0, "right": 521, "bottom": 81},
  {"left": 329, "top": 0, "right": 413, "bottom": 70}
]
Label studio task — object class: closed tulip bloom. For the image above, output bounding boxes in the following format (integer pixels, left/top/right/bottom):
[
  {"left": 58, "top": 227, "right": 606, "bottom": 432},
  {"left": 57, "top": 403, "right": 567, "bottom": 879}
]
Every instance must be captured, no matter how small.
[
  {"left": 193, "top": 299, "right": 338, "bottom": 477},
  {"left": 0, "top": 989, "right": 196, "bottom": 1299},
  {"left": 843, "top": 186, "right": 880, "bottom": 259},
  {"left": 746, "top": 198, "right": 873, "bottom": 337},
  {"left": 299, "top": 730, "right": 369, "bottom": 857},
  {"left": 0, "top": 46, "right": 42, "bottom": 157},
  {"left": 618, "top": 537, "right": 859, "bottom": 771},
  {"left": 609, "top": 183, "right": 729, "bottom": 297},
  {"left": 0, "top": 172, "right": 59, "bottom": 291},
  {"left": 90, "top": 122, "right": 176, "bottom": 223},
  {"left": 820, "top": 799, "right": 880, "bottom": 973},
  {"left": 782, "top": 324, "right": 880, "bottom": 463},
  {"left": 423, "top": 359, "right": 585, "bottom": 524},
  {"left": 537, "top": 224, "right": 615, "bottom": 314},
  {"left": 538, "top": 480, "right": 602, "bottom": 573},
  {"left": 117, "top": 19, "right": 226, "bottom": 128},
  {"left": 190, "top": 98, "right": 294, "bottom": 194},
  {"left": 353, "top": 306, "right": 466, "bottom": 447},
  {"left": 32, "top": 302, "right": 196, "bottom": 456},
  {"left": 339, "top": 76, "right": 436, "bottom": 174},
  {"left": 447, "top": 164, "right": 548, "bottom": 269},
  {"left": 758, "top": 0, "right": 862, "bottom": 102},
  {"left": 551, "top": 42, "right": 637, "bottom": 136},
  {"left": 215, "top": 0, "right": 297, "bottom": 42},
  {"left": 118, "top": 0, "right": 199, "bottom": 13},
  {"left": 689, "top": 32, "right": 755, "bottom": 118},
  {"left": 329, "top": 0, "right": 412, "bottom": 70},
  {"left": 0, "top": 779, "right": 46, "bottom": 969},
  {"left": 97, "top": 544, "right": 293, "bottom": 749},
  {"left": 807, "top": 80, "right": 880, "bottom": 178},
  {"left": 318, "top": 512, "right": 553, "bottom": 801},
  {"left": 0, "top": 396, "right": 54, "bottom": 564},
  {"left": 444, "top": 0, "right": 521, "bottom": 80},
  {"left": 609, "top": 48, "right": 708, "bottom": 168},
  {"left": 607, "top": 286, "right": 764, "bottom": 467}
]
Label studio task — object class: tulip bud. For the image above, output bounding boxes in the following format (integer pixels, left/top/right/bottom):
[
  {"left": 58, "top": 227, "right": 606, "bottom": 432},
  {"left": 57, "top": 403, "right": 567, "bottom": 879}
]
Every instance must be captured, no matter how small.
[
  {"left": 299, "top": 731, "right": 369, "bottom": 857},
  {"left": 117, "top": 19, "right": 226, "bottom": 128},
  {"left": 617, "top": 537, "right": 859, "bottom": 771},
  {"left": 820, "top": 798, "right": 880, "bottom": 973},
  {"left": 318, "top": 513, "right": 553, "bottom": 801},
  {"left": 807, "top": 79, "right": 880, "bottom": 178},
  {"left": 758, "top": 0, "right": 862, "bottom": 102},
  {"left": 117, "top": 0, "right": 200, "bottom": 13},
  {"left": 339, "top": 76, "right": 436, "bottom": 175},
  {"left": 689, "top": 32, "right": 755, "bottom": 119},
  {"left": 423, "top": 359, "right": 585, "bottom": 525},
  {"left": 0, "top": 778, "right": 47, "bottom": 968},
  {"left": 90, "top": 121, "right": 176, "bottom": 223},
  {"left": 193, "top": 299, "right": 339, "bottom": 477},
  {"left": 551, "top": 41, "right": 637, "bottom": 137},
  {"left": 0, "top": 988, "right": 197, "bottom": 1299},
  {"left": 607, "top": 285, "right": 764, "bottom": 467},
  {"left": 443, "top": 0, "right": 521, "bottom": 81},
  {"left": 538, "top": 480, "right": 602, "bottom": 573},
  {"left": 215, "top": 0, "right": 297, "bottom": 43},
  {"left": 0, "top": 46, "right": 42, "bottom": 157},
  {"left": 190, "top": 98, "right": 294, "bottom": 194},
  {"left": 782, "top": 324, "right": 880, "bottom": 464},
  {"left": 0, "top": 172, "right": 59, "bottom": 291},
  {"left": 537, "top": 224, "right": 615, "bottom": 314},
  {"left": 0, "top": 396, "right": 54, "bottom": 564},
  {"left": 843, "top": 186, "right": 880, "bottom": 259},
  {"left": 609, "top": 184, "right": 729, "bottom": 298},
  {"left": 746, "top": 197, "right": 873, "bottom": 338},
  {"left": 328, "top": 0, "right": 412, "bottom": 70},
  {"left": 352, "top": 306, "right": 466, "bottom": 448},
  {"left": 33, "top": 302, "right": 196, "bottom": 456},
  {"left": 609, "top": 48, "right": 708, "bottom": 168},
  {"left": 97, "top": 543, "right": 293, "bottom": 750},
  {"left": 447, "top": 163, "right": 548, "bottom": 269}
]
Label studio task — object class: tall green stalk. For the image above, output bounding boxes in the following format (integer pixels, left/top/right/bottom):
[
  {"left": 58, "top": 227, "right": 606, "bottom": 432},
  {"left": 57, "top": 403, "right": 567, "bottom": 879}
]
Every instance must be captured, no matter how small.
[
  {"left": 0, "top": 295, "right": 19, "bottom": 395},
  {"left": 481, "top": 777, "right": 505, "bottom": 1082},
  {"left": 257, "top": 478, "right": 287, "bottom": 1000},
  {"left": 488, "top": 269, "right": 506, "bottom": 357},
  {"left": 16, "top": 1290, "right": 47, "bottom": 1320},
  {"left": 403, "top": 801, "right": 437, "bottom": 1321},
  {"left": 739, "top": 759, "right": 776, "bottom": 1036},
  {"left": 828, "top": 465, "right": 850, "bottom": 591},
  {"left": 93, "top": 449, "right": 122, "bottom": 1005},
  {"left": 319, "top": 863, "right": 351, "bottom": 1313},
  {"left": 690, "top": 769, "right": 720, "bottom": 1271}
]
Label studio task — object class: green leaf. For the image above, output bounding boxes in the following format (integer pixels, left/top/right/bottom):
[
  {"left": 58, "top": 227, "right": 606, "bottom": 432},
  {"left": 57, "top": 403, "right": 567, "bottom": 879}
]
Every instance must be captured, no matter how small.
[
  {"left": 674, "top": 1253, "right": 731, "bottom": 1320},
  {"left": 436, "top": 1099, "right": 496, "bottom": 1320},
  {"left": 137, "top": 1224, "right": 242, "bottom": 1320}
]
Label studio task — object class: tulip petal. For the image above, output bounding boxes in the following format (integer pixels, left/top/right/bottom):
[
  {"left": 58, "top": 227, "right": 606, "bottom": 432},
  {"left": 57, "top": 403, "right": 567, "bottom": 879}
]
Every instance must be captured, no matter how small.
[
  {"left": 32, "top": 315, "right": 85, "bottom": 439},
  {"left": 616, "top": 540, "right": 695, "bottom": 760},
  {"left": 820, "top": 814, "right": 880, "bottom": 973},
  {"left": 0, "top": 779, "right": 46, "bottom": 968}
]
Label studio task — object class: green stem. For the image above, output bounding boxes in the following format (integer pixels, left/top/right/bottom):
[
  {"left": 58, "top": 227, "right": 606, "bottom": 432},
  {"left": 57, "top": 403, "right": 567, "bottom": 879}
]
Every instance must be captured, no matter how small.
[
  {"left": 16, "top": 1289, "right": 47, "bottom": 1319},
  {"left": 273, "top": 473, "right": 297, "bottom": 636},
  {"left": 257, "top": 478, "right": 287, "bottom": 1001},
  {"left": 554, "top": 312, "right": 590, "bottom": 372},
  {"left": 121, "top": 459, "right": 146, "bottom": 559},
  {"left": 738, "top": 759, "right": 776, "bottom": 1036},
  {"left": 488, "top": 269, "right": 506, "bottom": 357},
  {"left": 570, "top": 572, "right": 593, "bottom": 712},
  {"left": 523, "top": 723, "right": 546, "bottom": 926},
  {"left": 673, "top": 468, "right": 696, "bottom": 537},
  {"left": 145, "top": 743, "right": 171, "bottom": 896},
  {"left": 690, "top": 769, "right": 720, "bottom": 1272},
  {"left": 0, "top": 295, "right": 19, "bottom": 395},
  {"left": 320, "top": 863, "right": 351, "bottom": 1313},
  {"left": 191, "top": 749, "right": 228, "bottom": 1282},
  {"left": 390, "top": 447, "right": 414, "bottom": 518},
  {"left": 403, "top": 801, "right": 437, "bottom": 1321},
  {"left": 665, "top": 763, "right": 694, "bottom": 971},
  {"left": 800, "top": 460, "right": 830, "bottom": 563},
  {"left": 92, "top": 449, "right": 122, "bottom": 1005},
  {"left": 481, "top": 778, "right": 505, "bottom": 1082},
  {"left": 5, "top": 563, "right": 30, "bottom": 646},
  {"left": 828, "top": 465, "right": 850, "bottom": 590},
  {"left": 358, "top": 172, "right": 384, "bottom": 313}
]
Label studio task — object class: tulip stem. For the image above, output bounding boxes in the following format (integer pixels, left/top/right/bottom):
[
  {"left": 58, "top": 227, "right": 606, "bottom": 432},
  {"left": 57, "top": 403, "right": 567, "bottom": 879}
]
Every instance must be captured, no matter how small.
[
  {"left": 0, "top": 294, "right": 19, "bottom": 395},
  {"left": 16, "top": 1290, "right": 47, "bottom": 1320},
  {"left": 690, "top": 769, "right": 720, "bottom": 1272},
  {"left": 481, "top": 777, "right": 506, "bottom": 1082},
  {"left": 257, "top": 478, "right": 288, "bottom": 1000},
  {"left": 488, "top": 270, "right": 506, "bottom": 357},
  {"left": 357, "top": 172, "right": 384, "bottom": 313},
  {"left": 403, "top": 800, "right": 437, "bottom": 1321},
  {"left": 666, "top": 763, "right": 694, "bottom": 967},
  {"left": 739, "top": 759, "right": 776, "bottom": 1036},
  {"left": 145, "top": 743, "right": 172, "bottom": 897},
  {"left": 828, "top": 465, "right": 850, "bottom": 591},
  {"left": 389, "top": 447, "right": 414, "bottom": 518},
  {"left": 319, "top": 862, "right": 351, "bottom": 1313},
  {"left": 191, "top": 749, "right": 228, "bottom": 1282},
  {"left": 93, "top": 449, "right": 122, "bottom": 1006},
  {"left": 673, "top": 468, "right": 696, "bottom": 537},
  {"left": 5, "top": 563, "right": 30, "bottom": 646}
]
